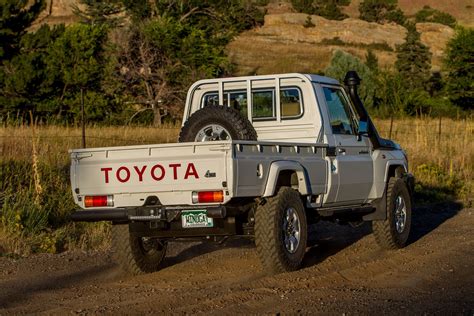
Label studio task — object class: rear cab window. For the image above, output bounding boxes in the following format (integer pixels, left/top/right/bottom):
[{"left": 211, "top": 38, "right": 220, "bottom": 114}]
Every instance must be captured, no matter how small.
[{"left": 201, "top": 87, "right": 303, "bottom": 121}]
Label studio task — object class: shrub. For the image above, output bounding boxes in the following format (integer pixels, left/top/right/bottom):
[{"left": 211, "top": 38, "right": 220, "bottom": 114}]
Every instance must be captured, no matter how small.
[{"left": 415, "top": 6, "right": 457, "bottom": 28}]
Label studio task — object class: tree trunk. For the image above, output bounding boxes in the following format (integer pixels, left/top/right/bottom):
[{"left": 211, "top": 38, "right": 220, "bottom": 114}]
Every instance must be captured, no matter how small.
[{"left": 153, "top": 107, "right": 162, "bottom": 127}]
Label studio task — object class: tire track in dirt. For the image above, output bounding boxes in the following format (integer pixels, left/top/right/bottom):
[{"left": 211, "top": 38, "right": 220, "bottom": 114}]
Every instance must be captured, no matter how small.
[{"left": 0, "top": 205, "right": 472, "bottom": 314}]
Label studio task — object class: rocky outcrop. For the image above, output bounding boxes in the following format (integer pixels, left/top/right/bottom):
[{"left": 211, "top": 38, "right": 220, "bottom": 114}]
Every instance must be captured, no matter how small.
[
  {"left": 30, "top": 0, "right": 81, "bottom": 31},
  {"left": 227, "top": 13, "right": 454, "bottom": 75}
]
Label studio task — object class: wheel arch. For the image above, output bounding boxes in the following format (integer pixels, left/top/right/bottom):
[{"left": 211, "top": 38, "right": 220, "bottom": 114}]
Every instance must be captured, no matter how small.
[
  {"left": 262, "top": 161, "right": 310, "bottom": 197},
  {"left": 384, "top": 161, "right": 407, "bottom": 183}
]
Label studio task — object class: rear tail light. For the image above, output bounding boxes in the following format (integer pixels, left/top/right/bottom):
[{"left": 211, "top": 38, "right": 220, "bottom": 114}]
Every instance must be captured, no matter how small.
[
  {"left": 84, "top": 195, "right": 114, "bottom": 208},
  {"left": 192, "top": 191, "right": 224, "bottom": 204}
]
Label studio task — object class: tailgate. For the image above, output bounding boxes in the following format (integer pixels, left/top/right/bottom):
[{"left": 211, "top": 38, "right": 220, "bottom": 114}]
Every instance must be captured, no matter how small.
[{"left": 70, "top": 141, "right": 233, "bottom": 208}]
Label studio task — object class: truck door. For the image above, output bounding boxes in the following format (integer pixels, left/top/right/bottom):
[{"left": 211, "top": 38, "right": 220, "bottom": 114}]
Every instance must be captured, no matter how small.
[{"left": 322, "top": 86, "right": 373, "bottom": 205}]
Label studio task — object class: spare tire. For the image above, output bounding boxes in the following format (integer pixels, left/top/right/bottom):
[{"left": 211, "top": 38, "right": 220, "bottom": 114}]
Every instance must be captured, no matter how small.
[{"left": 179, "top": 105, "right": 257, "bottom": 142}]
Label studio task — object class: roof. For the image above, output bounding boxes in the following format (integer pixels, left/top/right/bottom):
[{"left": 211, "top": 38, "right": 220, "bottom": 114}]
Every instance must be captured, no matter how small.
[
  {"left": 190, "top": 73, "right": 340, "bottom": 86},
  {"left": 304, "top": 74, "right": 340, "bottom": 85}
]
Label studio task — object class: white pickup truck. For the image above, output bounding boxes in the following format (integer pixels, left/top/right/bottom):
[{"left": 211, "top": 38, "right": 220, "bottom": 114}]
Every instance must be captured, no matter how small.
[{"left": 70, "top": 71, "right": 414, "bottom": 274}]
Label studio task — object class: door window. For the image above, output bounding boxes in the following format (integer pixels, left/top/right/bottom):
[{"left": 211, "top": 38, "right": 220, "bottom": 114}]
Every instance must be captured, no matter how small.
[{"left": 323, "top": 87, "right": 355, "bottom": 135}]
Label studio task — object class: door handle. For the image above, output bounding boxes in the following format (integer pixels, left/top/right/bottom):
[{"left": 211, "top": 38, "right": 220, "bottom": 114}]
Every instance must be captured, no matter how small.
[{"left": 337, "top": 148, "right": 346, "bottom": 154}]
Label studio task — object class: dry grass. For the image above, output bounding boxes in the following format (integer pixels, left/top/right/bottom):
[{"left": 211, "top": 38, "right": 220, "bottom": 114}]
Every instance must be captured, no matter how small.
[
  {"left": 374, "top": 117, "right": 473, "bottom": 202},
  {"left": 0, "top": 119, "right": 472, "bottom": 255}
]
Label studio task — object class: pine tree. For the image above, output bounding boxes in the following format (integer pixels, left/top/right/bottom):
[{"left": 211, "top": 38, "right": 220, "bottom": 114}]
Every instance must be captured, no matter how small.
[
  {"left": 0, "top": 0, "right": 44, "bottom": 60},
  {"left": 444, "top": 27, "right": 474, "bottom": 110},
  {"left": 395, "top": 23, "right": 432, "bottom": 91}
]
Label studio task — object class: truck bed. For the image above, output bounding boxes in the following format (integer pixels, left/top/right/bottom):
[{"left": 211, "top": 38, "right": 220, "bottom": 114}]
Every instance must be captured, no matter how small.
[{"left": 70, "top": 141, "right": 328, "bottom": 209}]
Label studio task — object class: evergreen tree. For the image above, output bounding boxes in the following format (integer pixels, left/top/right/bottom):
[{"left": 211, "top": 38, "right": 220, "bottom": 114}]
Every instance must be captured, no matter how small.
[
  {"left": 395, "top": 23, "right": 432, "bottom": 91},
  {"left": 47, "top": 24, "right": 109, "bottom": 121},
  {"left": 0, "top": 0, "right": 44, "bottom": 60},
  {"left": 325, "top": 50, "right": 377, "bottom": 109},
  {"left": 0, "top": 25, "right": 65, "bottom": 116},
  {"left": 444, "top": 27, "right": 474, "bottom": 110}
]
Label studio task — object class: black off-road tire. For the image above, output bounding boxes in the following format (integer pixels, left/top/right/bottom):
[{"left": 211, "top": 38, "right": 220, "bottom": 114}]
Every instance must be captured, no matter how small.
[
  {"left": 179, "top": 105, "right": 257, "bottom": 142},
  {"left": 255, "top": 187, "right": 308, "bottom": 274},
  {"left": 111, "top": 225, "right": 167, "bottom": 274},
  {"left": 372, "top": 177, "right": 412, "bottom": 250}
]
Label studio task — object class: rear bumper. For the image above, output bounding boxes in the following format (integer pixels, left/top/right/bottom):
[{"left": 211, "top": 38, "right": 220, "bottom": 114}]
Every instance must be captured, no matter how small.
[{"left": 70, "top": 205, "right": 227, "bottom": 223}]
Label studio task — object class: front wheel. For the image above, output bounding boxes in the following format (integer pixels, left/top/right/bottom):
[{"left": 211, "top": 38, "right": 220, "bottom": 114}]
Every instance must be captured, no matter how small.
[
  {"left": 255, "top": 187, "right": 308, "bottom": 274},
  {"left": 372, "top": 177, "right": 412, "bottom": 249},
  {"left": 112, "top": 225, "right": 167, "bottom": 274}
]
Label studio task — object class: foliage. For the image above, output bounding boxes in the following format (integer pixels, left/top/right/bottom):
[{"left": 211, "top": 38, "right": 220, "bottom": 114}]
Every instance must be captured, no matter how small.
[
  {"left": 324, "top": 50, "right": 377, "bottom": 109},
  {"left": 444, "top": 27, "right": 474, "bottom": 110},
  {"left": 116, "top": 0, "right": 265, "bottom": 125},
  {"left": 0, "top": 0, "right": 44, "bottom": 60},
  {"left": 365, "top": 49, "right": 378, "bottom": 72},
  {"left": 395, "top": 23, "right": 432, "bottom": 92},
  {"left": 415, "top": 6, "right": 456, "bottom": 28},
  {"left": 359, "top": 0, "right": 406, "bottom": 25},
  {"left": 291, "top": 0, "right": 349, "bottom": 21},
  {"left": 72, "top": 0, "right": 125, "bottom": 27},
  {"left": 0, "top": 24, "right": 65, "bottom": 117}
]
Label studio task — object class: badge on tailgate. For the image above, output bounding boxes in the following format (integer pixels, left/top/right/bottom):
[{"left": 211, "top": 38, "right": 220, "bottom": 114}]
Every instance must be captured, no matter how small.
[{"left": 181, "top": 210, "right": 214, "bottom": 228}]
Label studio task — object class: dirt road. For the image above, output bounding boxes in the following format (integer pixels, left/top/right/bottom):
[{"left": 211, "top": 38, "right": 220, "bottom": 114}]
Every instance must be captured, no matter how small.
[{"left": 1, "top": 203, "right": 473, "bottom": 315}]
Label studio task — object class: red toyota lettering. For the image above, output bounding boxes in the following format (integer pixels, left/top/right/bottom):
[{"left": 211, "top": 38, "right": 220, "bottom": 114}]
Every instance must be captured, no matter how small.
[
  {"left": 184, "top": 163, "right": 199, "bottom": 179},
  {"left": 151, "top": 164, "right": 165, "bottom": 181},
  {"left": 101, "top": 167, "right": 112, "bottom": 183},
  {"left": 134, "top": 165, "right": 147, "bottom": 182},
  {"left": 169, "top": 163, "right": 181, "bottom": 180},
  {"left": 116, "top": 166, "right": 131, "bottom": 183}
]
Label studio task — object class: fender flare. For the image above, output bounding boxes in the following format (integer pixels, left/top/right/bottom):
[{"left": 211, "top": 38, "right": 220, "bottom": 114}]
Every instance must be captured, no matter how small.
[
  {"left": 384, "top": 161, "right": 408, "bottom": 182},
  {"left": 262, "top": 161, "right": 311, "bottom": 197}
]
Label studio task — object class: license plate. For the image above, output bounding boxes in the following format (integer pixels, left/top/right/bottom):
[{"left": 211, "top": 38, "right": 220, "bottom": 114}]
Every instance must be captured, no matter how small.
[{"left": 181, "top": 210, "right": 214, "bottom": 228}]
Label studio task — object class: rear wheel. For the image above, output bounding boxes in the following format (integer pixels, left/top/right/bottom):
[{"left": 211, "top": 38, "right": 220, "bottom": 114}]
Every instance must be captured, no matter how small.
[
  {"left": 179, "top": 105, "right": 257, "bottom": 142},
  {"left": 372, "top": 177, "right": 412, "bottom": 249},
  {"left": 112, "top": 225, "right": 167, "bottom": 274},
  {"left": 255, "top": 187, "right": 307, "bottom": 274}
]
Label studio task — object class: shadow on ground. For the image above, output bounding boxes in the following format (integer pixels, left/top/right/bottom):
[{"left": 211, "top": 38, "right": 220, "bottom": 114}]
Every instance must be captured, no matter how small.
[
  {"left": 0, "top": 262, "right": 116, "bottom": 309},
  {"left": 159, "top": 200, "right": 464, "bottom": 271}
]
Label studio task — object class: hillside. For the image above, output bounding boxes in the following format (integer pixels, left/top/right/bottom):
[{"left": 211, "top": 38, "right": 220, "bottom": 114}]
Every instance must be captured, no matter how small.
[
  {"left": 29, "top": 0, "right": 469, "bottom": 75},
  {"left": 344, "top": 0, "right": 474, "bottom": 27},
  {"left": 227, "top": 13, "right": 454, "bottom": 75}
]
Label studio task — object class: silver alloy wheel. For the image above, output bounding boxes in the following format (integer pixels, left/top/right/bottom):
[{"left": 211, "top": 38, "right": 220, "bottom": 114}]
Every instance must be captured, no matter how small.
[
  {"left": 194, "top": 124, "right": 231, "bottom": 142},
  {"left": 283, "top": 207, "right": 301, "bottom": 254},
  {"left": 394, "top": 195, "right": 407, "bottom": 233}
]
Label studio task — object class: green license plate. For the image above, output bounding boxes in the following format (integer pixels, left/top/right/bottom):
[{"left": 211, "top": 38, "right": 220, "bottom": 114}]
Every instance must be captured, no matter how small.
[{"left": 181, "top": 210, "right": 214, "bottom": 228}]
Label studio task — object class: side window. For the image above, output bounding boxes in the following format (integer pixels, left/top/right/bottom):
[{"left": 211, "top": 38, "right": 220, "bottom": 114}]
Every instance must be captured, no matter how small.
[
  {"left": 280, "top": 88, "right": 302, "bottom": 118},
  {"left": 323, "top": 87, "right": 355, "bottom": 135},
  {"left": 252, "top": 90, "right": 275, "bottom": 119},
  {"left": 202, "top": 93, "right": 228, "bottom": 107}
]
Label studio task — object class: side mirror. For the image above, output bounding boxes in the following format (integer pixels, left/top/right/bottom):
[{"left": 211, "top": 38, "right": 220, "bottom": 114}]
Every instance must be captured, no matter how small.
[{"left": 358, "top": 120, "right": 369, "bottom": 139}]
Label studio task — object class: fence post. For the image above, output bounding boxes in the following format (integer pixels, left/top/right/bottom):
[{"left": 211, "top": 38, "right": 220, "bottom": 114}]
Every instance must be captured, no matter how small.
[
  {"left": 389, "top": 114, "right": 394, "bottom": 139},
  {"left": 81, "top": 88, "right": 86, "bottom": 148},
  {"left": 438, "top": 116, "right": 442, "bottom": 146}
]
